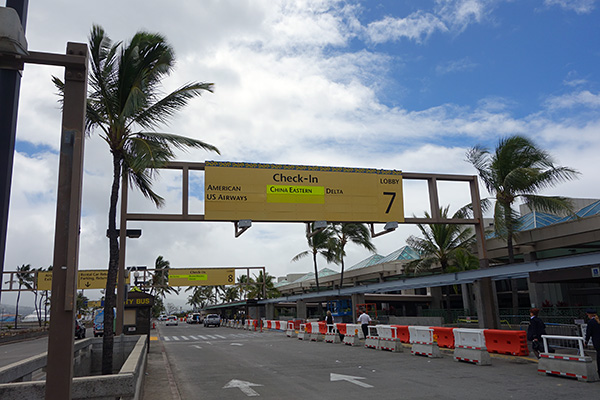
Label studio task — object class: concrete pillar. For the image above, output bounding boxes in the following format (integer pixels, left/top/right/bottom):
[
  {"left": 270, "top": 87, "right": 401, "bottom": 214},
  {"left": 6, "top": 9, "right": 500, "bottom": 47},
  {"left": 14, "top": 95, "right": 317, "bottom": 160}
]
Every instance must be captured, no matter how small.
[
  {"left": 296, "top": 300, "right": 307, "bottom": 319},
  {"left": 265, "top": 303, "right": 275, "bottom": 320},
  {"left": 461, "top": 283, "right": 472, "bottom": 314},
  {"left": 351, "top": 293, "right": 365, "bottom": 322},
  {"left": 473, "top": 279, "right": 500, "bottom": 329},
  {"left": 430, "top": 287, "right": 443, "bottom": 309}
]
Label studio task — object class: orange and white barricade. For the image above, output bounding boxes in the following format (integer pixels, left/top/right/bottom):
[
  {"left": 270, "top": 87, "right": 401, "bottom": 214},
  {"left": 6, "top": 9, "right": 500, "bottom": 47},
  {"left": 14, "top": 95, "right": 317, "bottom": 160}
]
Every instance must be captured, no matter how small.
[
  {"left": 324, "top": 324, "right": 341, "bottom": 343},
  {"left": 409, "top": 326, "right": 441, "bottom": 358},
  {"left": 453, "top": 328, "right": 491, "bottom": 365},
  {"left": 538, "top": 335, "right": 599, "bottom": 382},
  {"left": 343, "top": 324, "right": 362, "bottom": 346},
  {"left": 365, "top": 325, "right": 380, "bottom": 350},
  {"left": 309, "top": 322, "right": 324, "bottom": 342},
  {"left": 286, "top": 321, "right": 297, "bottom": 338},
  {"left": 298, "top": 323, "right": 310, "bottom": 340},
  {"left": 377, "top": 325, "right": 403, "bottom": 352}
]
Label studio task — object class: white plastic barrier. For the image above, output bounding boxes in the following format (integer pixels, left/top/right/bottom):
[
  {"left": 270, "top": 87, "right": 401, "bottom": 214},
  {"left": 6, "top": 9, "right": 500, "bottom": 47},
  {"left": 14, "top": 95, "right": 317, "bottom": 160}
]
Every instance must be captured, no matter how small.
[
  {"left": 365, "top": 326, "right": 380, "bottom": 349},
  {"left": 343, "top": 324, "right": 363, "bottom": 346},
  {"left": 298, "top": 323, "right": 309, "bottom": 340},
  {"left": 538, "top": 335, "right": 599, "bottom": 382},
  {"left": 453, "top": 328, "right": 491, "bottom": 365},
  {"left": 324, "top": 324, "right": 340, "bottom": 343},
  {"left": 378, "top": 325, "right": 403, "bottom": 352},
  {"left": 376, "top": 325, "right": 394, "bottom": 339},
  {"left": 309, "top": 322, "right": 324, "bottom": 342},
  {"left": 409, "top": 326, "right": 441, "bottom": 358},
  {"left": 286, "top": 321, "right": 297, "bottom": 338}
]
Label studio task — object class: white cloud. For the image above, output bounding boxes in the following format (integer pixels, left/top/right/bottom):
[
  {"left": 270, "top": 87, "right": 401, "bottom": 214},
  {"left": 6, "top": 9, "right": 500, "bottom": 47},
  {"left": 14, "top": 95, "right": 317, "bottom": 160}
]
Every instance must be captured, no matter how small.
[
  {"left": 544, "top": 91, "right": 600, "bottom": 110},
  {"left": 435, "top": 57, "right": 478, "bottom": 75},
  {"left": 365, "top": 12, "right": 448, "bottom": 44},
  {"left": 544, "top": 0, "right": 596, "bottom": 14}
]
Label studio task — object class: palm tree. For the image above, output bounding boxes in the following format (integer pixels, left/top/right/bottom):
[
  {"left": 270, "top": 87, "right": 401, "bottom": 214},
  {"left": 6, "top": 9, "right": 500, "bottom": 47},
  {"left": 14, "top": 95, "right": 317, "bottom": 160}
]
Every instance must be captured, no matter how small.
[
  {"left": 247, "top": 271, "right": 279, "bottom": 300},
  {"left": 149, "top": 256, "right": 178, "bottom": 299},
  {"left": 222, "top": 286, "right": 240, "bottom": 303},
  {"left": 467, "top": 135, "right": 579, "bottom": 263},
  {"left": 186, "top": 286, "right": 217, "bottom": 309},
  {"left": 291, "top": 224, "right": 334, "bottom": 292},
  {"left": 14, "top": 264, "right": 34, "bottom": 329},
  {"left": 55, "top": 26, "right": 219, "bottom": 375},
  {"left": 327, "top": 223, "right": 376, "bottom": 290},
  {"left": 237, "top": 274, "right": 253, "bottom": 300},
  {"left": 405, "top": 206, "right": 475, "bottom": 275}
]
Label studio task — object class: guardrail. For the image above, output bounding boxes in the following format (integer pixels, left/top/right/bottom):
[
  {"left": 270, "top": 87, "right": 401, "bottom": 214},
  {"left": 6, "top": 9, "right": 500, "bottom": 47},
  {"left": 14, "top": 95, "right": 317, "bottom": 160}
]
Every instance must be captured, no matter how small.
[{"left": 0, "top": 335, "right": 147, "bottom": 399}]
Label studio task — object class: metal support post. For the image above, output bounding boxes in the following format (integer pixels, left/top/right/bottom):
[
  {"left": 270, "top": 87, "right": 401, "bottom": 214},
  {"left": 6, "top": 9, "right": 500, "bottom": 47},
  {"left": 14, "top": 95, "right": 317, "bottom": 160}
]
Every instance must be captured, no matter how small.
[
  {"left": 0, "top": 0, "right": 28, "bottom": 307},
  {"left": 44, "top": 42, "right": 88, "bottom": 400},
  {"left": 470, "top": 178, "right": 500, "bottom": 329}
]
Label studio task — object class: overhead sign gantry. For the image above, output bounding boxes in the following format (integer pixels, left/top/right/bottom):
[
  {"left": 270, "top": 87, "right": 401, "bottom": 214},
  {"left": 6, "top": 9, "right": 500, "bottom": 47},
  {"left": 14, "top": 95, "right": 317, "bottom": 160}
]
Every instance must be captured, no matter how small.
[{"left": 204, "top": 161, "right": 404, "bottom": 223}]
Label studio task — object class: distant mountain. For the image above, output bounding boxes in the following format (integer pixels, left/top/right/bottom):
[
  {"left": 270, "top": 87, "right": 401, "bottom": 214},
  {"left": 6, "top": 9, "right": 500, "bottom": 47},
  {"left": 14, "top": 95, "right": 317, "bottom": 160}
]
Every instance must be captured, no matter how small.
[{"left": 0, "top": 304, "right": 35, "bottom": 316}]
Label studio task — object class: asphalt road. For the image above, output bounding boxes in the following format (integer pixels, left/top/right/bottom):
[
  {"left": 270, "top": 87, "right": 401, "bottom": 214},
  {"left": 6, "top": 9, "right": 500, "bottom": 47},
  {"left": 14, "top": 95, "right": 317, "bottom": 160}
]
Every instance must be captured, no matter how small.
[{"left": 157, "top": 323, "right": 599, "bottom": 400}]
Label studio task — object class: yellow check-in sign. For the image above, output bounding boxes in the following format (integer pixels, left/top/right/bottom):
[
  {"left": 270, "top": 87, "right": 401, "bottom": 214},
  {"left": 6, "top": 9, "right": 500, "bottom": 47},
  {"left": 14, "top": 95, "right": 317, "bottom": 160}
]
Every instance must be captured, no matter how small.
[
  {"left": 204, "top": 161, "right": 404, "bottom": 223},
  {"left": 168, "top": 268, "right": 236, "bottom": 287},
  {"left": 37, "top": 270, "right": 130, "bottom": 291}
]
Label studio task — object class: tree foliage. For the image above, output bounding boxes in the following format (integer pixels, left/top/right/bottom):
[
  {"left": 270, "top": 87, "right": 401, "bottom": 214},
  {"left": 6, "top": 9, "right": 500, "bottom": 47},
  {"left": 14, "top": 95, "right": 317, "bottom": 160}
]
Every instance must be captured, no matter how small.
[{"left": 466, "top": 135, "right": 579, "bottom": 262}]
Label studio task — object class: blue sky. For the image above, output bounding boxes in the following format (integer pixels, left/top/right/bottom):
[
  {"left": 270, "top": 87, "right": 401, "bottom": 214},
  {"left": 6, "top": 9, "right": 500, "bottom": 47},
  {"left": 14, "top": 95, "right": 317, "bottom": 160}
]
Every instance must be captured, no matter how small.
[{"left": 3, "top": 0, "right": 600, "bottom": 308}]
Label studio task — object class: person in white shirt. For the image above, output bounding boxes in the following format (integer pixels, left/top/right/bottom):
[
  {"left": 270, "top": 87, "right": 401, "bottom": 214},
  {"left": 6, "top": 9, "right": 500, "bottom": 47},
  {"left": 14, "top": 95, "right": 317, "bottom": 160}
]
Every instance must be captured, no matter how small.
[{"left": 357, "top": 310, "right": 371, "bottom": 338}]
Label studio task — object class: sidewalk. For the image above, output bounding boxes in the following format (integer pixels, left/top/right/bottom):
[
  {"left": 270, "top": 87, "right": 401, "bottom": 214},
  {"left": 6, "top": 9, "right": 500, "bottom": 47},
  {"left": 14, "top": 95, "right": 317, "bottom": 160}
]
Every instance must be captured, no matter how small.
[{"left": 142, "top": 334, "right": 180, "bottom": 400}]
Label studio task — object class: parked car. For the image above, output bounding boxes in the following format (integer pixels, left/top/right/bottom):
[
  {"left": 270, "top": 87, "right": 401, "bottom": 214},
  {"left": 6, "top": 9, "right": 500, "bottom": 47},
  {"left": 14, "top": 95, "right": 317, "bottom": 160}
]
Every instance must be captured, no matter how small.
[
  {"left": 158, "top": 314, "right": 168, "bottom": 321},
  {"left": 204, "top": 314, "right": 221, "bottom": 327},
  {"left": 165, "top": 315, "right": 178, "bottom": 326},
  {"left": 186, "top": 313, "right": 202, "bottom": 324},
  {"left": 75, "top": 320, "right": 86, "bottom": 340}
]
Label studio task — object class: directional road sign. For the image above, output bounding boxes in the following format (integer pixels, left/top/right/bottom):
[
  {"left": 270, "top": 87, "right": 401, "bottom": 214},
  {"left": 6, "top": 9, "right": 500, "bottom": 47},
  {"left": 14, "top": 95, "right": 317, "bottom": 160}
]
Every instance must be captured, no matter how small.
[
  {"left": 37, "top": 270, "right": 130, "bottom": 291},
  {"left": 204, "top": 161, "right": 404, "bottom": 223}
]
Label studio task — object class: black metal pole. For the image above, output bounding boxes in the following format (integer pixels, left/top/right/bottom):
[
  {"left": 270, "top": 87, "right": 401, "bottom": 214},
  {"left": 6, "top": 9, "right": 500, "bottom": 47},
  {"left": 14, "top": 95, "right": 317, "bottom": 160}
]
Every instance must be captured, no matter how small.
[{"left": 0, "top": 0, "right": 28, "bottom": 306}]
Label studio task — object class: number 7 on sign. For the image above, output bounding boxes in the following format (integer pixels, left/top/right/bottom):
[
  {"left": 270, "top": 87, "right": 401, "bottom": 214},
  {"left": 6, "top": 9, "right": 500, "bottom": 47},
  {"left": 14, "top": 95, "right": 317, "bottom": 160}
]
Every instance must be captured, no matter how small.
[{"left": 383, "top": 192, "right": 396, "bottom": 214}]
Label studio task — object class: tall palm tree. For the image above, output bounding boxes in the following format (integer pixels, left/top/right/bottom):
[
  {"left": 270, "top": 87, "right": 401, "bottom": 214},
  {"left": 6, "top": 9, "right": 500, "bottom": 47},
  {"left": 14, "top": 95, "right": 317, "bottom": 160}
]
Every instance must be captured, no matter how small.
[
  {"left": 405, "top": 206, "right": 475, "bottom": 275},
  {"left": 150, "top": 256, "right": 178, "bottom": 299},
  {"left": 14, "top": 264, "right": 33, "bottom": 329},
  {"left": 327, "top": 223, "right": 376, "bottom": 290},
  {"left": 291, "top": 224, "right": 334, "bottom": 292},
  {"left": 466, "top": 135, "right": 579, "bottom": 263},
  {"left": 55, "top": 26, "right": 219, "bottom": 375}
]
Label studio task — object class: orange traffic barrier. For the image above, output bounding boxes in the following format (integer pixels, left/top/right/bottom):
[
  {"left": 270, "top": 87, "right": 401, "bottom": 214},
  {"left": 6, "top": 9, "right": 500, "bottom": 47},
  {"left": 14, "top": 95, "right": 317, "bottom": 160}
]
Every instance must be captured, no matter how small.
[
  {"left": 392, "top": 325, "right": 410, "bottom": 343},
  {"left": 318, "top": 322, "right": 328, "bottom": 334},
  {"left": 305, "top": 323, "right": 313, "bottom": 334},
  {"left": 336, "top": 323, "right": 347, "bottom": 335},
  {"left": 483, "top": 329, "right": 528, "bottom": 356},
  {"left": 431, "top": 327, "right": 456, "bottom": 349}
]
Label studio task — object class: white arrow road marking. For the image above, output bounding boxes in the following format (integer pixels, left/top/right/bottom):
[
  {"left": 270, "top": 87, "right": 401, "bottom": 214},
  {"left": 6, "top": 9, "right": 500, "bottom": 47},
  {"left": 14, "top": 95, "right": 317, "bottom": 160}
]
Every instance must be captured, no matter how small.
[
  {"left": 330, "top": 373, "right": 373, "bottom": 388},
  {"left": 192, "top": 345, "right": 202, "bottom": 349},
  {"left": 223, "top": 379, "right": 263, "bottom": 397},
  {"left": 231, "top": 343, "right": 244, "bottom": 346}
]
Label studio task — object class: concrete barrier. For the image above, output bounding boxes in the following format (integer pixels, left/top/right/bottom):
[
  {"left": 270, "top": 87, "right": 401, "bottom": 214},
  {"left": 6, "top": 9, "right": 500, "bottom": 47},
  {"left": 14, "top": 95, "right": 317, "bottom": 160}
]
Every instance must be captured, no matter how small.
[
  {"left": 453, "top": 328, "right": 491, "bottom": 366},
  {"left": 537, "top": 335, "right": 599, "bottom": 382},
  {"left": 0, "top": 335, "right": 147, "bottom": 400},
  {"left": 409, "top": 326, "right": 441, "bottom": 358}
]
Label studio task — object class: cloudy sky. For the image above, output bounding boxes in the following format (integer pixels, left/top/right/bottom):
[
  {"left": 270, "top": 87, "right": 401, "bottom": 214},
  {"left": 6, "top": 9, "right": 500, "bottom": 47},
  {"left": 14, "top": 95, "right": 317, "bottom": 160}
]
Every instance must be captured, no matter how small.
[{"left": 3, "top": 0, "right": 600, "bottom": 309}]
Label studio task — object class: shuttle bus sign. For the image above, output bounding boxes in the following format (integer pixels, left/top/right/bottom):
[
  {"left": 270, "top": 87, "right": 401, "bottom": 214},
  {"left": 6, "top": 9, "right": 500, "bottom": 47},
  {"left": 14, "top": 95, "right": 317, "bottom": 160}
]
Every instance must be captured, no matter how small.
[{"left": 204, "top": 161, "right": 404, "bottom": 223}]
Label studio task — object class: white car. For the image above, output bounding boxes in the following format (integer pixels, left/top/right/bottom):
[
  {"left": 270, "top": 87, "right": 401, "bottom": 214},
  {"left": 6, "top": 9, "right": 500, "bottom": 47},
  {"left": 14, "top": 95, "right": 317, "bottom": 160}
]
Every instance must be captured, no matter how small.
[{"left": 165, "top": 315, "right": 178, "bottom": 326}]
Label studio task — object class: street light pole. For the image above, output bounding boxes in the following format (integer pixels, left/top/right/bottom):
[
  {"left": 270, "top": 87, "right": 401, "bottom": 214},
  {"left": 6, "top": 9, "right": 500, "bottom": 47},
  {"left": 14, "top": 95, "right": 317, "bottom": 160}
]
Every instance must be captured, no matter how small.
[{"left": 0, "top": 0, "right": 28, "bottom": 308}]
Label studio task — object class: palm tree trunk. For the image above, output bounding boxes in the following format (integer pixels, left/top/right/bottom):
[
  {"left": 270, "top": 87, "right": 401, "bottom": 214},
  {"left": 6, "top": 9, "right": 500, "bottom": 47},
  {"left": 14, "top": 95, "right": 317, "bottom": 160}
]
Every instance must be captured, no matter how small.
[
  {"left": 15, "top": 286, "right": 21, "bottom": 329},
  {"left": 338, "top": 257, "right": 345, "bottom": 290},
  {"left": 312, "top": 251, "right": 320, "bottom": 293},
  {"left": 102, "top": 153, "right": 121, "bottom": 375}
]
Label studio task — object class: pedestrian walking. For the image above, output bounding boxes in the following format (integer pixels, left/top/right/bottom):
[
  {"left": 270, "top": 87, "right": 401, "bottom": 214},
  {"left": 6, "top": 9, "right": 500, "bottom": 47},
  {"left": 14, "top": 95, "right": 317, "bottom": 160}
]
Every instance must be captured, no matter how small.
[
  {"left": 357, "top": 309, "right": 371, "bottom": 339},
  {"left": 325, "top": 310, "right": 334, "bottom": 333},
  {"left": 527, "top": 308, "right": 546, "bottom": 358}
]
